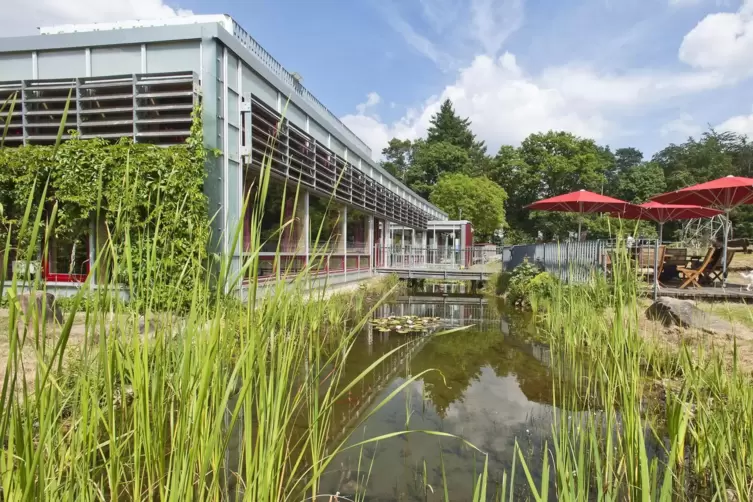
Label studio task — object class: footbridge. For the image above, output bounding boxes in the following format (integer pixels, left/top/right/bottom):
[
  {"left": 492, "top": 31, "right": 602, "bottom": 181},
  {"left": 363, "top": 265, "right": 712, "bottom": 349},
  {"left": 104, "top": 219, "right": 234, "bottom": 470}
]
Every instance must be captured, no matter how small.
[{"left": 374, "top": 246, "right": 502, "bottom": 281}]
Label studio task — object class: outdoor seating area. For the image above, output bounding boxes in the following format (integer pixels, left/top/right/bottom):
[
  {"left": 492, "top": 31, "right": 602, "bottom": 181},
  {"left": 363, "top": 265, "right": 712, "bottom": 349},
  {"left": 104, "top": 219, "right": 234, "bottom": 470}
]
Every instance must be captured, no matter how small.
[
  {"left": 624, "top": 244, "right": 739, "bottom": 292},
  {"left": 525, "top": 176, "right": 753, "bottom": 300}
]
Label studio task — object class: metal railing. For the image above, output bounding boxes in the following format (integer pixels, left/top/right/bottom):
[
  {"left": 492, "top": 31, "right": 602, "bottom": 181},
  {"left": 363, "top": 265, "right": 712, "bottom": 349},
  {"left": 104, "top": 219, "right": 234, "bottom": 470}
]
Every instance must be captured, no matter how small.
[
  {"left": 503, "top": 240, "right": 610, "bottom": 283},
  {"left": 376, "top": 246, "right": 504, "bottom": 270},
  {"left": 502, "top": 239, "right": 676, "bottom": 284}
]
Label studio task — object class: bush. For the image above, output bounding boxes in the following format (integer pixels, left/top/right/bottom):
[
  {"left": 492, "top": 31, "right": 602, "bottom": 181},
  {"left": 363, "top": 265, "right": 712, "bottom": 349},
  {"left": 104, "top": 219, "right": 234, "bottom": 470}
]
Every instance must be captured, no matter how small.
[
  {"left": 484, "top": 271, "right": 512, "bottom": 295},
  {"left": 506, "top": 259, "right": 557, "bottom": 307}
]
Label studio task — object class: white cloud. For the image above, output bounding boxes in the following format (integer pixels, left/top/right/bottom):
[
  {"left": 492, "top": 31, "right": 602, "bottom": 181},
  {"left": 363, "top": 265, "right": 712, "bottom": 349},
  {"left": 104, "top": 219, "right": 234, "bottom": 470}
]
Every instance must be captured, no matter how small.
[
  {"left": 341, "top": 93, "right": 425, "bottom": 160},
  {"left": 0, "top": 0, "right": 192, "bottom": 37},
  {"left": 679, "top": 0, "right": 753, "bottom": 77},
  {"left": 418, "top": 0, "right": 462, "bottom": 33},
  {"left": 717, "top": 107, "right": 753, "bottom": 136},
  {"left": 342, "top": 52, "right": 728, "bottom": 157},
  {"left": 355, "top": 92, "right": 382, "bottom": 115},
  {"left": 382, "top": 8, "right": 456, "bottom": 71},
  {"left": 660, "top": 113, "right": 702, "bottom": 138},
  {"left": 469, "top": 0, "right": 525, "bottom": 55},
  {"left": 355, "top": 0, "right": 749, "bottom": 158},
  {"left": 381, "top": 0, "right": 524, "bottom": 72}
]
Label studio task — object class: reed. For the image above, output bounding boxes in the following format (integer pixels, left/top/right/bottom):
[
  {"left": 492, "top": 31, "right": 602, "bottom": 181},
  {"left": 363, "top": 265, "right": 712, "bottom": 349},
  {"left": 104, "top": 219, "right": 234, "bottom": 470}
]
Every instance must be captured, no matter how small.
[
  {"left": 510, "top": 241, "right": 753, "bottom": 501},
  {"left": 0, "top": 93, "right": 493, "bottom": 501}
]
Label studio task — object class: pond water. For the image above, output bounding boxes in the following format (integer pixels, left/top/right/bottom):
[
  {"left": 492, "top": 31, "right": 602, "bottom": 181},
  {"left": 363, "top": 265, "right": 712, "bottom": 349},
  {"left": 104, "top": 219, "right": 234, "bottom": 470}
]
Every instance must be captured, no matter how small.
[{"left": 317, "top": 288, "right": 566, "bottom": 501}]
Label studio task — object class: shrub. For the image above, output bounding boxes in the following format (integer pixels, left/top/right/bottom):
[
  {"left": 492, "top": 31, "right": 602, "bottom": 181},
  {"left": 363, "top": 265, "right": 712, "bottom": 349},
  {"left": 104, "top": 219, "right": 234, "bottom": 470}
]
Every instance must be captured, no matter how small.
[{"left": 506, "top": 259, "right": 557, "bottom": 307}]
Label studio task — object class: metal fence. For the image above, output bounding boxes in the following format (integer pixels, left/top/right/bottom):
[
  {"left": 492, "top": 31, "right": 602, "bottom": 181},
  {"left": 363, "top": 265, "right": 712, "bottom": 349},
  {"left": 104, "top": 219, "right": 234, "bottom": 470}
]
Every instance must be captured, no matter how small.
[
  {"left": 503, "top": 240, "right": 610, "bottom": 283},
  {"left": 377, "top": 246, "right": 504, "bottom": 270}
]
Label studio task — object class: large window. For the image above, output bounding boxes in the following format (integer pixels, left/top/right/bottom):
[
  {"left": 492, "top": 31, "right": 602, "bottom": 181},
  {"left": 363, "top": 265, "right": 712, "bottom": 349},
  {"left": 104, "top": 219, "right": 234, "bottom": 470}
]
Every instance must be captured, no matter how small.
[
  {"left": 309, "top": 194, "right": 342, "bottom": 254},
  {"left": 243, "top": 173, "right": 304, "bottom": 254},
  {"left": 346, "top": 209, "right": 368, "bottom": 254}
]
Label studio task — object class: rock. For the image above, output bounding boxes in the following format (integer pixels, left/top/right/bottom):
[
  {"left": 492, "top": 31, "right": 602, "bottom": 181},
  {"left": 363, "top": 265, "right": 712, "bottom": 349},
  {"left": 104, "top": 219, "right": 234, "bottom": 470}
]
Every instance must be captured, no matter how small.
[
  {"left": 137, "top": 314, "right": 184, "bottom": 339},
  {"left": 17, "top": 292, "right": 64, "bottom": 332},
  {"left": 646, "top": 296, "right": 751, "bottom": 338}
]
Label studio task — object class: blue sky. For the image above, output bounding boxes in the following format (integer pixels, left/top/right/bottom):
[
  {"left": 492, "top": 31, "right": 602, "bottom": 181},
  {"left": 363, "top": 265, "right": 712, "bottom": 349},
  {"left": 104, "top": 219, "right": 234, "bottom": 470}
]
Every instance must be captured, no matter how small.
[{"left": 7, "top": 0, "right": 753, "bottom": 160}]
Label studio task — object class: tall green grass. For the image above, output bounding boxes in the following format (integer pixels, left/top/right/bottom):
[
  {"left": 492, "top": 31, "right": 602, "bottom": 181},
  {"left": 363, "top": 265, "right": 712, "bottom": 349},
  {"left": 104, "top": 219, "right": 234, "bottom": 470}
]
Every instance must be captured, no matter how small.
[
  {"left": 0, "top": 94, "right": 496, "bottom": 501},
  {"left": 511, "top": 242, "right": 753, "bottom": 501}
]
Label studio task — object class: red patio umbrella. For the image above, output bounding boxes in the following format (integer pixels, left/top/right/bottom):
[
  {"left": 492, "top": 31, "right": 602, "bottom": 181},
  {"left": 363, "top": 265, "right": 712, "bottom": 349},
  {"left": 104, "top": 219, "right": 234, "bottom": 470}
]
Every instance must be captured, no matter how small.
[
  {"left": 652, "top": 175, "right": 753, "bottom": 284},
  {"left": 615, "top": 202, "right": 724, "bottom": 298},
  {"left": 526, "top": 189, "right": 628, "bottom": 240}
]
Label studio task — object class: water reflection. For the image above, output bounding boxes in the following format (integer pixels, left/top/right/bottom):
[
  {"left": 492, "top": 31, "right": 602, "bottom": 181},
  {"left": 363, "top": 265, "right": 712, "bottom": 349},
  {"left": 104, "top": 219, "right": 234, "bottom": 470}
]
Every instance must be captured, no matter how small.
[{"left": 318, "top": 291, "right": 564, "bottom": 500}]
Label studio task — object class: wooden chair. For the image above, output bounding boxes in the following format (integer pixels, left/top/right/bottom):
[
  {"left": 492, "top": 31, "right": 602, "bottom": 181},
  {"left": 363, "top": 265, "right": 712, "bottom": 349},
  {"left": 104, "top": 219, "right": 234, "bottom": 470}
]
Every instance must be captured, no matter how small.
[
  {"left": 707, "top": 249, "right": 736, "bottom": 284},
  {"left": 635, "top": 245, "right": 666, "bottom": 281},
  {"left": 677, "top": 247, "right": 718, "bottom": 289}
]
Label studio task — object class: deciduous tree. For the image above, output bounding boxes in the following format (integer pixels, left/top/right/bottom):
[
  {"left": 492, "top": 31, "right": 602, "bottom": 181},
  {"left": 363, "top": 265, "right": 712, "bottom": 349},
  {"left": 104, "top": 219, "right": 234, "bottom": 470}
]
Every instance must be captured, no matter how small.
[
  {"left": 405, "top": 140, "right": 472, "bottom": 199},
  {"left": 429, "top": 173, "right": 507, "bottom": 240},
  {"left": 380, "top": 138, "right": 412, "bottom": 181}
]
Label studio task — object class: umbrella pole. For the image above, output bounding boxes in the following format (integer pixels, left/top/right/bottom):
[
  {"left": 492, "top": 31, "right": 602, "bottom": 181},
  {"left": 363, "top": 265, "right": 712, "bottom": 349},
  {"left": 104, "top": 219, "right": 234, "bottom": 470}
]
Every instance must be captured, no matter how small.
[
  {"left": 578, "top": 218, "right": 582, "bottom": 242},
  {"left": 722, "top": 210, "right": 730, "bottom": 287},
  {"left": 654, "top": 223, "right": 662, "bottom": 301}
]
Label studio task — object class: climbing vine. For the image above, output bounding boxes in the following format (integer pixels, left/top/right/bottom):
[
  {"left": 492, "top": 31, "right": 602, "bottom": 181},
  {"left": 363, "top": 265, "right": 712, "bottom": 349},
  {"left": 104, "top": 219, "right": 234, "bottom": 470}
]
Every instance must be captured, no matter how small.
[{"left": 0, "top": 107, "right": 210, "bottom": 305}]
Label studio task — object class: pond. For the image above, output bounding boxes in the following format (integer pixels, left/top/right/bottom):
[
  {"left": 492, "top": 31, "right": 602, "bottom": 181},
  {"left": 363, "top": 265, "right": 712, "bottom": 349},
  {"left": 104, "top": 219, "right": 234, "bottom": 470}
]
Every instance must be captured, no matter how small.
[{"left": 316, "top": 288, "right": 569, "bottom": 501}]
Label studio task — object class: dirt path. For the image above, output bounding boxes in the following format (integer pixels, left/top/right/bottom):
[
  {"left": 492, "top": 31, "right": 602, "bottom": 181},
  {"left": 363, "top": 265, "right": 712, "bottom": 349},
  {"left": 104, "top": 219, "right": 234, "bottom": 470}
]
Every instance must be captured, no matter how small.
[
  {"left": 0, "top": 309, "right": 91, "bottom": 390},
  {"left": 638, "top": 301, "right": 753, "bottom": 373}
]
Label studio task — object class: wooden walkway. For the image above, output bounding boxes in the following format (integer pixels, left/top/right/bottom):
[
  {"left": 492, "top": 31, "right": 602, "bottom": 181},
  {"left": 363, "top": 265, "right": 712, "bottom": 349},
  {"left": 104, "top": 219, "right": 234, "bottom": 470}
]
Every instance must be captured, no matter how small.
[{"left": 643, "top": 283, "right": 753, "bottom": 301}]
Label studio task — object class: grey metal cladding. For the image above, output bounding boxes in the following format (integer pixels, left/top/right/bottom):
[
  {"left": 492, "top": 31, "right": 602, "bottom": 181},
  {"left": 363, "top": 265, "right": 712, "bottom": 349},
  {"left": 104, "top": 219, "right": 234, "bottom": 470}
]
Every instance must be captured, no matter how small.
[
  {"left": 145, "top": 41, "right": 200, "bottom": 73},
  {"left": 38, "top": 49, "right": 86, "bottom": 79},
  {"left": 91, "top": 46, "right": 142, "bottom": 76},
  {"left": 0, "top": 53, "right": 33, "bottom": 80}
]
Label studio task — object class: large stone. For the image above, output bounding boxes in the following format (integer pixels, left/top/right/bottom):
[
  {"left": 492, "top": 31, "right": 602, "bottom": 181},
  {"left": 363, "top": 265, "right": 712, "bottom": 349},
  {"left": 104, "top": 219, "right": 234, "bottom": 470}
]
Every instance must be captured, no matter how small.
[
  {"left": 646, "top": 296, "right": 750, "bottom": 338},
  {"left": 18, "top": 292, "right": 64, "bottom": 332},
  {"left": 137, "top": 314, "right": 184, "bottom": 339}
]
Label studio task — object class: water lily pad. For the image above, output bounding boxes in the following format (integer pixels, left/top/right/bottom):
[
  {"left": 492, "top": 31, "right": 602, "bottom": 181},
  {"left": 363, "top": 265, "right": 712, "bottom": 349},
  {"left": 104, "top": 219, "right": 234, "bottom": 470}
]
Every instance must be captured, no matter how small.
[{"left": 370, "top": 314, "right": 442, "bottom": 334}]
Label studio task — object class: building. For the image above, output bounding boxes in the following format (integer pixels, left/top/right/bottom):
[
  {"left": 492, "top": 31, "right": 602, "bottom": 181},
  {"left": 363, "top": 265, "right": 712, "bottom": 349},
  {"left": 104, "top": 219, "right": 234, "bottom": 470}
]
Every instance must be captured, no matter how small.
[
  {"left": 387, "top": 220, "right": 479, "bottom": 268},
  {"left": 0, "top": 14, "right": 449, "bottom": 293}
]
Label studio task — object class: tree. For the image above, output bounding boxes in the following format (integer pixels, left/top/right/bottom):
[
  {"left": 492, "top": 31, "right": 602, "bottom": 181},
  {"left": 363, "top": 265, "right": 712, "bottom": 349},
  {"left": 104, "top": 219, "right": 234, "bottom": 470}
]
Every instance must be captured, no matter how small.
[
  {"left": 427, "top": 99, "right": 484, "bottom": 152},
  {"left": 604, "top": 147, "right": 643, "bottom": 193},
  {"left": 614, "top": 161, "right": 666, "bottom": 203},
  {"left": 380, "top": 138, "right": 412, "bottom": 181},
  {"left": 652, "top": 131, "right": 736, "bottom": 192},
  {"left": 615, "top": 147, "right": 643, "bottom": 173},
  {"left": 429, "top": 173, "right": 507, "bottom": 240},
  {"left": 405, "top": 140, "right": 472, "bottom": 199},
  {"left": 426, "top": 99, "right": 488, "bottom": 172},
  {"left": 517, "top": 131, "right": 609, "bottom": 194},
  {"left": 492, "top": 131, "right": 611, "bottom": 239}
]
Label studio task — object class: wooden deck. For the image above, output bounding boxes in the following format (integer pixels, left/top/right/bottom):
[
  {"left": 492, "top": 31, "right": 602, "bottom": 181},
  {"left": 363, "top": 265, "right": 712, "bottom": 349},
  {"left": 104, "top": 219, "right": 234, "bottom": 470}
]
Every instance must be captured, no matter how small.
[{"left": 642, "top": 283, "right": 753, "bottom": 301}]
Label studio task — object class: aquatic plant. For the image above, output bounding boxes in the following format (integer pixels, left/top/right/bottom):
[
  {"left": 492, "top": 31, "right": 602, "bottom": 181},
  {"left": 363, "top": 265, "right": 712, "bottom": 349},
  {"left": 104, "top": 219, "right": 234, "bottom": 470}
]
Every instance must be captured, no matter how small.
[
  {"left": 0, "top": 96, "right": 495, "bottom": 502},
  {"left": 370, "top": 315, "right": 441, "bottom": 334},
  {"left": 510, "top": 241, "right": 753, "bottom": 500}
]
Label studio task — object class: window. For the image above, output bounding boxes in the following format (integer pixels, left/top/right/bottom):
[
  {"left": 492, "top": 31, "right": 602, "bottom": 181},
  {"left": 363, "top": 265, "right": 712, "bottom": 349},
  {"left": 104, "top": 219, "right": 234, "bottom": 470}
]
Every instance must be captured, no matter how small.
[
  {"left": 309, "top": 194, "right": 342, "bottom": 254},
  {"left": 45, "top": 233, "right": 89, "bottom": 282},
  {"left": 243, "top": 174, "right": 304, "bottom": 254},
  {"left": 346, "top": 209, "right": 368, "bottom": 254}
]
